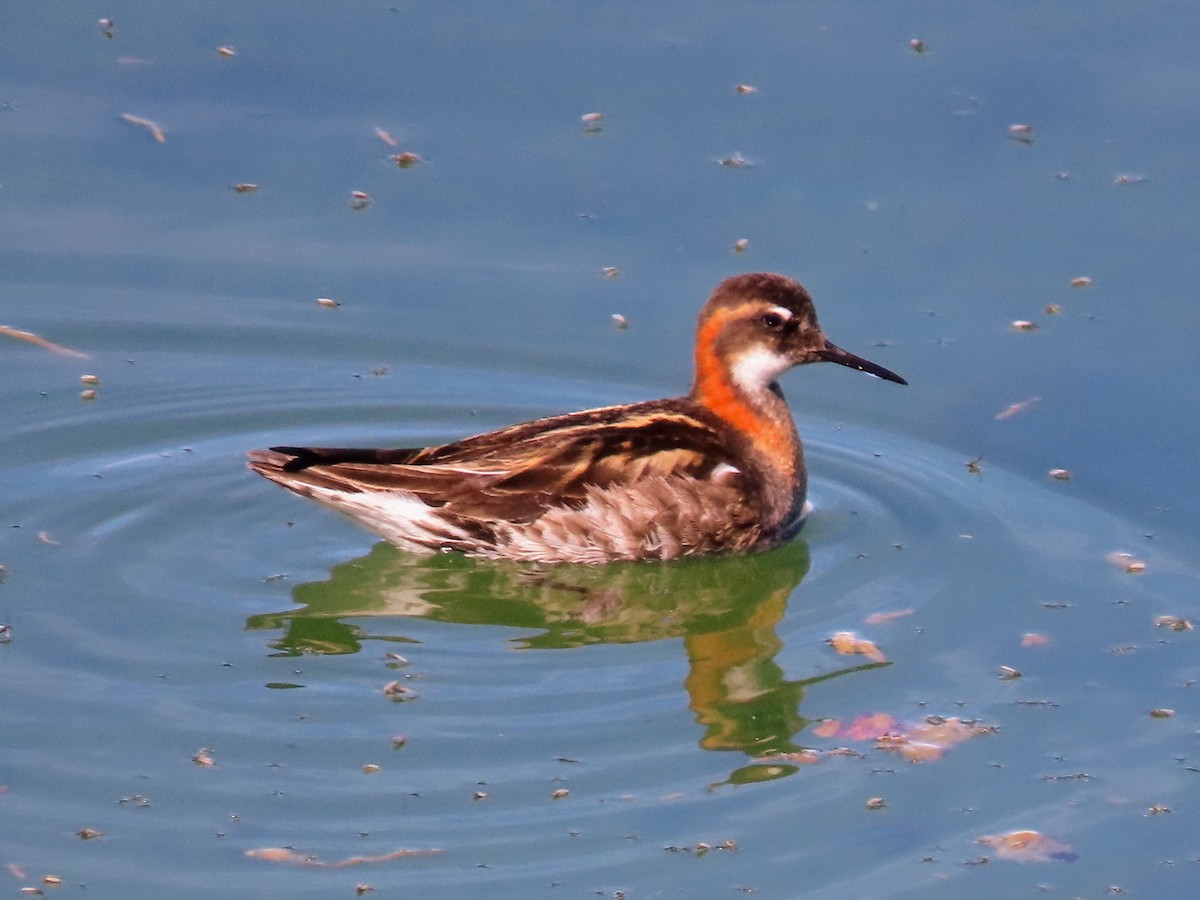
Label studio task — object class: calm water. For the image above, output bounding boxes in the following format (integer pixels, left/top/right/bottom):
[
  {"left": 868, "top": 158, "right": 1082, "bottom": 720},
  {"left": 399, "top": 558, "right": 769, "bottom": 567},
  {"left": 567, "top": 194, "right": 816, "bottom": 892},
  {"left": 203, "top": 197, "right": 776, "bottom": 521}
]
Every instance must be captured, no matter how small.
[{"left": 3, "top": 2, "right": 1199, "bottom": 897}]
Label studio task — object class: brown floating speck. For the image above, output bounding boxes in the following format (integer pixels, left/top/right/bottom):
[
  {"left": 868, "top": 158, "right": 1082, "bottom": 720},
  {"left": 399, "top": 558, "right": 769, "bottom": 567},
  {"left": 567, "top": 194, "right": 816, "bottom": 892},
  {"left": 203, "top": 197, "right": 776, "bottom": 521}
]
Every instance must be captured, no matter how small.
[
  {"left": 1008, "top": 123, "right": 1034, "bottom": 144},
  {"left": 550, "top": 788, "right": 569, "bottom": 800},
  {"left": 391, "top": 734, "right": 408, "bottom": 749},
  {"left": 362, "top": 764, "right": 381, "bottom": 775},
  {"left": 1153, "top": 615, "right": 1193, "bottom": 632},
  {"left": 997, "top": 665, "right": 1022, "bottom": 680},
  {"left": 316, "top": 297, "right": 341, "bottom": 309},
  {"left": 965, "top": 455, "right": 983, "bottom": 474},
  {"left": 1149, "top": 708, "right": 1175, "bottom": 719},
  {"left": 1147, "top": 804, "right": 1171, "bottom": 815},
  {"left": 80, "top": 374, "right": 101, "bottom": 385},
  {"left": 1105, "top": 551, "right": 1146, "bottom": 574},
  {"left": 1021, "top": 633, "right": 1049, "bottom": 647},
  {"left": 192, "top": 748, "right": 215, "bottom": 767},
  {"left": 391, "top": 152, "right": 422, "bottom": 168},
  {"left": 246, "top": 847, "right": 442, "bottom": 867},
  {"left": 1048, "top": 468, "right": 1071, "bottom": 481},
  {"left": 0, "top": 325, "right": 89, "bottom": 358},
  {"left": 735, "top": 83, "right": 758, "bottom": 94},
  {"left": 98, "top": 18, "right": 115, "bottom": 38},
  {"left": 827, "top": 631, "right": 886, "bottom": 663},
  {"left": 80, "top": 389, "right": 97, "bottom": 402},
  {"left": 76, "top": 828, "right": 103, "bottom": 840},
  {"left": 909, "top": 38, "right": 926, "bottom": 53},
  {"left": 472, "top": 790, "right": 488, "bottom": 800},
  {"left": 995, "top": 396, "right": 1040, "bottom": 420},
  {"left": 121, "top": 113, "right": 166, "bottom": 143},
  {"left": 233, "top": 183, "right": 259, "bottom": 194},
  {"left": 356, "top": 885, "right": 375, "bottom": 896},
  {"left": 216, "top": 46, "right": 236, "bottom": 57},
  {"left": 601, "top": 266, "right": 620, "bottom": 279},
  {"left": 976, "top": 830, "right": 1076, "bottom": 862},
  {"left": 41, "top": 876, "right": 62, "bottom": 886},
  {"left": 1070, "top": 276, "right": 1093, "bottom": 288},
  {"left": 718, "top": 153, "right": 749, "bottom": 168}
]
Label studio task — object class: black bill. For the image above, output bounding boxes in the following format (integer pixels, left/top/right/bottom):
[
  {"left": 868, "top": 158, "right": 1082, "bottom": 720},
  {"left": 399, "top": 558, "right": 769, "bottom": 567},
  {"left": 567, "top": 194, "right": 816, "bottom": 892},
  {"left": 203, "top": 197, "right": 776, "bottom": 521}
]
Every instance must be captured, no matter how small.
[{"left": 819, "top": 340, "right": 908, "bottom": 385}]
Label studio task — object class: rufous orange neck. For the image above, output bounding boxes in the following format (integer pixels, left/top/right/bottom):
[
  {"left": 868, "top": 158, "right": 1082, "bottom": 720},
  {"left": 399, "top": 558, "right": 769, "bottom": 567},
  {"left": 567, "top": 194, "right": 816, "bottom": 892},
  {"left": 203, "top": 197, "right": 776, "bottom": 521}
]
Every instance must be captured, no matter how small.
[{"left": 691, "top": 309, "right": 799, "bottom": 475}]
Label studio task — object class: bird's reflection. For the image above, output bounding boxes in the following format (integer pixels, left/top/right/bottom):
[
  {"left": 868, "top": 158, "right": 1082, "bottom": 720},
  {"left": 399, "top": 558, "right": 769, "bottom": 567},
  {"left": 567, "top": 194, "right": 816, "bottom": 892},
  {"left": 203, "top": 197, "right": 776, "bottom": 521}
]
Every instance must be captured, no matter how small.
[{"left": 245, "top": 539, "right": 887, "bottom": 783}]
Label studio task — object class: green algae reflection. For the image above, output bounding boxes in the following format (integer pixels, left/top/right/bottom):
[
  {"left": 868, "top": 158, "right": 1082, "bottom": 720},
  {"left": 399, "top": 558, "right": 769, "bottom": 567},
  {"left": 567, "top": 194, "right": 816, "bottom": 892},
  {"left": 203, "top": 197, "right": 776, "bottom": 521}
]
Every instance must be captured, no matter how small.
[{"left": 246, "top": 539, "right": 887, "bottom": 779}]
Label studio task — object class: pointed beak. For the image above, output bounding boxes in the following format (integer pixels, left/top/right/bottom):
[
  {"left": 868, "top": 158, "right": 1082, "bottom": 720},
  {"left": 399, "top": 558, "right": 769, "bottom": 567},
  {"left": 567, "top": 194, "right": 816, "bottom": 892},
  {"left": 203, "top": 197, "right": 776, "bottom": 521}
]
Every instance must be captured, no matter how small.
[{"left": 818, "top": 340, "right": 908, "bottom": 385}]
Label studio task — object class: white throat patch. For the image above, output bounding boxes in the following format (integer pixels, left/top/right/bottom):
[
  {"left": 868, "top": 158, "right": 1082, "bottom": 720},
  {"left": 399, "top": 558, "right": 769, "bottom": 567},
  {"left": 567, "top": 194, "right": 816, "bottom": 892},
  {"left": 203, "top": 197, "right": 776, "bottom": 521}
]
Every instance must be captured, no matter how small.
[{"left": 730, "top": 345, "right": 793, "bottom": 393}]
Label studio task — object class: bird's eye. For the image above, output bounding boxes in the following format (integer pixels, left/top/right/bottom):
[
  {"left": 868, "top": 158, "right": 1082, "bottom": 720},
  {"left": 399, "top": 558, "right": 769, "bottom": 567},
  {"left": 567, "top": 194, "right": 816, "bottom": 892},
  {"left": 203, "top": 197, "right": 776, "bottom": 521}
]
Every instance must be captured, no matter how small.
[{"left": 761, "top": 312, "right": 786, "bottom": 330}]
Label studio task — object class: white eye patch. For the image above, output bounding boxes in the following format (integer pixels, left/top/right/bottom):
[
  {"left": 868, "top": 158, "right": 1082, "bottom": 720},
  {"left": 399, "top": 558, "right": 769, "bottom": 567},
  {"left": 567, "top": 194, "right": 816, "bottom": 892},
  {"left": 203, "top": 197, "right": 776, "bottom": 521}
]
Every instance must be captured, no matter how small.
[{"left": 766, "top": 305, "right": 794, "bottom": 322}]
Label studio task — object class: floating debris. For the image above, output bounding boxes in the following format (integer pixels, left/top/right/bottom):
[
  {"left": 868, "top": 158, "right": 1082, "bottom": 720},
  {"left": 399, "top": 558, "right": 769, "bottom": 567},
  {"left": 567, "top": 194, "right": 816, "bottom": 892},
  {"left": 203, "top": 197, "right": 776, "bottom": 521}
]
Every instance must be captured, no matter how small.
[
  {"left": 733, "top": 238, "right": 749, "bottom": 254},
  {"left": 1154, "top": 615, "right": 1192, "bottom": 632},
  {"left": 1070, "top": 276, "right": 1093, "bottom": 288},
  {"left": 1114, "top": 173, "right": 1146, "bottom": 185},
  {"left": 362, "top": 764, "right": 381, "bottom": 775},
  {"left": 965, "top": 455, "right": 983, "bottom": 474},
  {"left": 997, "top": 665, "right": 1022, "bottom": 680},
  {"left": 995, "top": 396, "right": 1040, "bottom": 420},
  {"left": 391, "top": 151, "right": 422, "bottom": 168},
  {"left": 36, "top": 531, "right": 59, "bottom": 546},
  {"left": 909, "top": 38, "right": 926, "bottom": 53},
  {"left": 80, "top": 374, "right": 101, "bottom": 385},
  {"left": 1105, "top": 551, "right": 1146, "bottom": 574},
  {"left": 1021, "top": 633, "right": 1050, "bottom": 647},
  {"left": 1044, "top": 304, "right": 1062, "bottom": 315},
  {"left": 1147, "top": 804, "right": 1171, "bottom": 815},
  {"left": 98, "top": 17, "right": 115, "bottom": 38},
  {"left": 350, "top": 190, "right": 371, "bottom": 210},
  {"left": 581, "top": 112, "right": 603, "bottom": 133},
  {"left": 374, "top": 127, "right": 399, "bottom": 147},
  {"left": 192, "top": 747, "right": 216, "bottom": 767},
  {"left": 232, "top": 183, "right": 260, "bottom": 194},
  {"left": 876, "top": 716, "right": 996, "bottom": 763},
  {"left": 1149, "top": 708, "right": 1175, "bottom": 719},
  {"left": 382, "top": 680, "right": 417, "bottom": 701},
  {"left": 827, "top": 631, "right": 887, "bottom": 663},
  {"left": 601, "top": 266, "right": 620, "bottom": 279},
  {"left": 80, "top": 389, "right": 97, "bottom": 402},
  {"left": 611, "top": 313, "right": 629, "bottom": 330},
  {"left": 0, "top": 624, "right": 12, "bottom": 644},
  {"left": 1011, "top": 319, "right": 1038, "bottom": 331},
  {"left": 1008, "top": 123, "right": 1035, "bottom": 144},
  {"left": 735, "top": 83, "right": 758, "bottom": 94},
  {"left": 356, "top": 885, "right": 374, "bottom": 896},
  {"left": 0, "top": 325, "right": 89, "bottom": 358},
  {"left": 391, "top": 735, "right": 408, "bottom": 749},
  {"left": 550, "top": 788, "right": 569, "bottom": 800},
  {"left": 315, "top": 297, "right": 341, "bottom": 309},
  {"left": 864, "top": 608, "right": 914, "bottom": 625},
  {"left": 216, "top": 46, "right": 236, "bottom": 57},
  {"left": 472, "top": 790, "right": 488, "bottom": 800},
  {"left": 866, "top": 796, "right": 886, "bottom": 810},
  {"left": 121, "top": 113, "right": 166, "bottom": 143},
  {"left": 976, "top": 830, "right": 1077, "bottom": 862},
  {"left": 246, "top": 847, "right": 442, "bottom": 867},
  {"left": 76, "top": 828, "right": 103, "bottom": 840},
  {"left": 1047, "top": 468, "right": 1071, "bottom": 481},
  {"left": 718, "top": 152, "right": 750, "bottom": 168}
]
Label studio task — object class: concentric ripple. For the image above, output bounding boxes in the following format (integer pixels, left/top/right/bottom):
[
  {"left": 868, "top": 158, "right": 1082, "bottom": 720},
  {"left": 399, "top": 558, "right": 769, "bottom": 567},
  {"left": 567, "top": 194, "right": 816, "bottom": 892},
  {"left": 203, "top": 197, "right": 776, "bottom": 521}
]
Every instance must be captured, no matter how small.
[{"left": 2, "top": 363, "right": 1197, "bottom": 899}]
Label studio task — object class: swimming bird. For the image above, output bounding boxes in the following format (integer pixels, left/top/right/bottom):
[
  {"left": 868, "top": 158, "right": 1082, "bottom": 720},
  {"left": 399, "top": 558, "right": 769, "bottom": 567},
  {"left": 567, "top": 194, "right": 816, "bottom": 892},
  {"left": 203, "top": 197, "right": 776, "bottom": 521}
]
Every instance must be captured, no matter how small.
[{"left": 248, "top": 273, "right": 906, "bottom": 563}]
